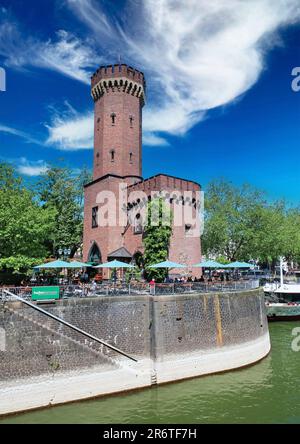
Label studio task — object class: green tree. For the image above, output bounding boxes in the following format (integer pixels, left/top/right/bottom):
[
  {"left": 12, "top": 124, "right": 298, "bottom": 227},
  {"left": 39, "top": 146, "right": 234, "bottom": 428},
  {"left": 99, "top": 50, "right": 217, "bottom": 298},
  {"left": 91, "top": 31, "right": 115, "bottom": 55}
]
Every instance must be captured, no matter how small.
[
  {"left": 38, "top": 166, "right": 91, "bottom": 257},
  {"left": 143, "top": 198, "right": 173, "bottom": 282},
  {"left": 202, "top": 179, "right": 300, "bottom": 269},
  {"left": 202, "top": 179, "right": 269, "bottom": 261},
  {"left": 0, "top": 163, "right": 55, "bottom": 273}
]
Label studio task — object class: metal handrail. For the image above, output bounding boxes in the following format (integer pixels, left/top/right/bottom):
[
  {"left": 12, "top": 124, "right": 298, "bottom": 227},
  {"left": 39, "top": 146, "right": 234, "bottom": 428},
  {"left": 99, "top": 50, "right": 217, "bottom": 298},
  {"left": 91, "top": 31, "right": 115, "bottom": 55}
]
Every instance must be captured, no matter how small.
[
  {"left": 0, "top": 280, "right": 259, "bottom": 299},
  {"left": 2, "top": 289, "right": 137, "bottom": 363}
]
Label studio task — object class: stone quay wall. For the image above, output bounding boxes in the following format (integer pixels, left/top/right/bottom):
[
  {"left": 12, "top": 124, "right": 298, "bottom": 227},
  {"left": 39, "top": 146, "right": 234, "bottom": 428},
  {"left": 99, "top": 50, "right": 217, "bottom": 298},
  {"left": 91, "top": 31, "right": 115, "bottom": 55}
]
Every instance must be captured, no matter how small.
[{"left": 0, "top": 288, "right": 270, "bottom": 415}]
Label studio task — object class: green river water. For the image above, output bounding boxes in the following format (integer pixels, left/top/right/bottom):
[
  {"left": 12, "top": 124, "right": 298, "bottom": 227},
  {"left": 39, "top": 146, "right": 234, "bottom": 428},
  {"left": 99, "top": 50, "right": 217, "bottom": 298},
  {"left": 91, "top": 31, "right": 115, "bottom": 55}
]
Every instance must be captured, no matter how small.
[{"left": 1, "top": 322, "right": 300, "bottom": 424}]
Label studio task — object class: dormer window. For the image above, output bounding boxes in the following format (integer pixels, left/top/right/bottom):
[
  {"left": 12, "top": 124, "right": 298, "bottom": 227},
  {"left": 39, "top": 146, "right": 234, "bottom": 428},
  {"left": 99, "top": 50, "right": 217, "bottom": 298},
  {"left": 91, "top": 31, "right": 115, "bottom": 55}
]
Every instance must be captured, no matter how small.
[
  {"left": 110, "top": 113, "right": 116, "bottom": 125},
  {"left": 110, "top": 149, "right": 115, "bottom": 162}
]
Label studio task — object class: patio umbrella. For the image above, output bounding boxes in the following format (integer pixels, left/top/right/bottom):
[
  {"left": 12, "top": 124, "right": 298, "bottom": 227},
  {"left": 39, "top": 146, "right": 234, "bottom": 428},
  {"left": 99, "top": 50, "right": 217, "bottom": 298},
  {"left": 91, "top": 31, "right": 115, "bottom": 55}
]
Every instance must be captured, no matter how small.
[
  {"left": 193, "top": 260, "right": 224, "bottom": 268},
  {"left": 34, "top": 260, "right": 70, "bottom": 269},
  {"left": 94, "top": 260, "right": 135, "bottom": 269},
  {"left": 224, "top": 261, "right": 254, "bottom": 269},
  {"left": 94, "top": 260, "right": 135, "bottom": 286},
  {"left": 148, "top": 260, "right": 186, "bottom": 269},
  {"left": 33, "top": 260, "right": 71, "bottom": 286},
  {"left": 63, "top": 261, "right": 91, "bottom": 268}
]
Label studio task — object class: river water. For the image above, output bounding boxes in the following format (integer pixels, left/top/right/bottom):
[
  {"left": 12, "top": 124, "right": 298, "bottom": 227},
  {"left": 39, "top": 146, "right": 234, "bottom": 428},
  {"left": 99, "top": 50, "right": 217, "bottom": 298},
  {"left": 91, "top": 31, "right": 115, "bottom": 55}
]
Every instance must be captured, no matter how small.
[{"left": 1, "top": 322, "right": 300, "bottom": 424}]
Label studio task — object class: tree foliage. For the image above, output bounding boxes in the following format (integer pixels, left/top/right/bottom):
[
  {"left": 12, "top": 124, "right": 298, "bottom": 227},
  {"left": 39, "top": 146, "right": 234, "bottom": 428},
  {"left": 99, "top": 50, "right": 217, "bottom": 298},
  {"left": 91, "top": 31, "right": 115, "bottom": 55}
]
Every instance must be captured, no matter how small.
[
  {"left": 0, "top": 162, "right": 91, "bottom": 277},
  {"left": 0, "top": 163, "right": 55, "bottom": 261},
  {"left": 143, "top": 198, "right": 173, "bottom": 282},
  {"left": 202, "top": 179, "right": 300, "bottom": 267},
  {"left": 37, "top": 165, "right": 92, "bottom": 257}
]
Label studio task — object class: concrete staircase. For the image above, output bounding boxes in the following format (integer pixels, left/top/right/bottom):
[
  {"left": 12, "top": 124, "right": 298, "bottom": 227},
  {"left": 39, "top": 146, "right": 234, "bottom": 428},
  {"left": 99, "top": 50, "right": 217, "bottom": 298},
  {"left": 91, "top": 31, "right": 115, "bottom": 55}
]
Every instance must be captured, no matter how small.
[{"left": 7, "top": 306, "right": 121, "bottom": 369}]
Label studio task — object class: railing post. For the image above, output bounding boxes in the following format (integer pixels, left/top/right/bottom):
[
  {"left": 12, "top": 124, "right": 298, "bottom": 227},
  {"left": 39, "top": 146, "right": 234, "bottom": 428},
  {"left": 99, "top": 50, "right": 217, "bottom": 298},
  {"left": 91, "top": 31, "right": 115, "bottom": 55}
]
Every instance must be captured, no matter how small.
[{"left": 128, "top": 283, "right": 131, "bottom": 295}]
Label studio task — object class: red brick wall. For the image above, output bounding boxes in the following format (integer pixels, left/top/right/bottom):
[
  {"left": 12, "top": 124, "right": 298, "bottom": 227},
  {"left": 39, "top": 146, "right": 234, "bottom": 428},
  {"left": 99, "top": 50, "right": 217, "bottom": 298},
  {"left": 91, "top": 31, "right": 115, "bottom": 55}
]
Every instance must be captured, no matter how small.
[{"left": 92, "top": 64, "right": 145, "bottom": 180}]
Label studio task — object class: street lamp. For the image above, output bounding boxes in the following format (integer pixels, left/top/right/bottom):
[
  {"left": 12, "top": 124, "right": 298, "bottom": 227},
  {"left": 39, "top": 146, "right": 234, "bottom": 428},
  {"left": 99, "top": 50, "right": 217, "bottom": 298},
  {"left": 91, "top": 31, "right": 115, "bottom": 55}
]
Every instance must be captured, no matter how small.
[{"left": 58, "top": 247, "right": 72, "bottom": 260}]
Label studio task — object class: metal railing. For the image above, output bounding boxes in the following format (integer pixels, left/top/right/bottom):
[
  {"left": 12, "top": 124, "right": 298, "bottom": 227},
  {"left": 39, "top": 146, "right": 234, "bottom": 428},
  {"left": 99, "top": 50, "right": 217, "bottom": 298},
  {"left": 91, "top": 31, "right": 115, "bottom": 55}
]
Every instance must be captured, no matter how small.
[{"left": 0, "top": 280, "right": 259, "bottom": 301}]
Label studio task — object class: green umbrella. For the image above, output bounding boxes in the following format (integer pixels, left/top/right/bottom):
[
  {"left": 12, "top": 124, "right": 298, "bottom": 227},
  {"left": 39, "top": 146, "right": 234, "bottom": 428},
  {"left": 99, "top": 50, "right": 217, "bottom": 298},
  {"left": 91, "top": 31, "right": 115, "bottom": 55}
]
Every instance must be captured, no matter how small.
[
  {"left": 193, "top": 260, "right": 224, "bottom": 268},
  {"left": 64, "top": 261, "right": 91, "bottom": 268},
  {"left": 148, "top": 260, "right": 186, "bottom": 269},
  {"left": 34, "top": 260, "right": 70, "bottom": 269},
  {"left": 224, "top": 261, "right": 254, "bottom": 269},
  {"left": 94, "top": 260, "right": 135, "bottom": 269}
]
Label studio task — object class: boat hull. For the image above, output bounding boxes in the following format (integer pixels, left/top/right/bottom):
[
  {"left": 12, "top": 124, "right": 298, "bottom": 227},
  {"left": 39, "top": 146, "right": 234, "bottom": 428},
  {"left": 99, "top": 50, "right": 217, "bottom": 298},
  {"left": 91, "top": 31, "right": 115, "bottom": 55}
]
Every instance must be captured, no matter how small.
[{"left": 266, "top": 303, "right": 300, "bottom": 322}]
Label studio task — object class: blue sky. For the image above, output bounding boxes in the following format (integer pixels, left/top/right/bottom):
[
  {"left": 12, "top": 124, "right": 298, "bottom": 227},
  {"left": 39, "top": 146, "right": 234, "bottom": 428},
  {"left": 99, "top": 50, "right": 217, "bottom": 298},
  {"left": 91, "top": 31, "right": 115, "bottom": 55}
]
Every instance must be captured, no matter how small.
[{"left": 0, "top": 0, "right": 300, "bottom": 203}]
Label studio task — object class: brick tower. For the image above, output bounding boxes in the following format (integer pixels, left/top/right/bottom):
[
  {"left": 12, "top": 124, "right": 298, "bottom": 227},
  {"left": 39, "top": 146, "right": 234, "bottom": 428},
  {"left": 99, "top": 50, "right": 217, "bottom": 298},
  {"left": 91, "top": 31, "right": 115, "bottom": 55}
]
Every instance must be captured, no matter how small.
[
  {"left": 91, "top": 64, "right": 145, "bottom": 180},
  {"left": 83, "top": 63, "right": 202, "bottom": 278}
]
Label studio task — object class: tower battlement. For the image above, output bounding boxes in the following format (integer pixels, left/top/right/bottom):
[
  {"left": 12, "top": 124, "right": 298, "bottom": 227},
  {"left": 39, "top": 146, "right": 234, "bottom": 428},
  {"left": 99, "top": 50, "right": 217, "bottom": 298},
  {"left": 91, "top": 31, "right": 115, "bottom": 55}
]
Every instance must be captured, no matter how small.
[
  {"left": 92, "top": 64, "right": 145, "bottom": 84},
  {"left": 91, "top": 64, "right": 146, "bottom": 104},
  {"left": 91, "top": 64, "right": 146, "bottom": 88}
]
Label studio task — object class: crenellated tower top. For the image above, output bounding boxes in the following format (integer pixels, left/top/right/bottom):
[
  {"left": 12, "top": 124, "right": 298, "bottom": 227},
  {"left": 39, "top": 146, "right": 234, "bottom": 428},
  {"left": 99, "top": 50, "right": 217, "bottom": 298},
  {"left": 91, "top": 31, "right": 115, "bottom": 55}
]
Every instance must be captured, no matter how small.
[
  {"left": 91, "top": 63, "right": 146, "bottom": 180},
  {"left": 91, "top": 64, "right": 146, "bottom": 106}
]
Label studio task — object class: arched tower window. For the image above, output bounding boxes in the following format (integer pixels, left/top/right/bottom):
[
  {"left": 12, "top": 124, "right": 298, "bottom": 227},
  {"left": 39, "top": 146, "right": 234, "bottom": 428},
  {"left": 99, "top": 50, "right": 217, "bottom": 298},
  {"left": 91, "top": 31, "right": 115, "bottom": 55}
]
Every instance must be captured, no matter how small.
[
  {"left": 129, "top": 115, "right": 134, "bottom": 128},
  {"left": 134, "top": 213, "right": 143, "bottom": 234},
  {"left": 129, "top": 152, "right": 133, "bottom": 163},
  {"left": 110, "top": 149, "right": 115, "bottom": 162},
  {"left": 110, "top": 113, "right": 116, "bottom": 125}
]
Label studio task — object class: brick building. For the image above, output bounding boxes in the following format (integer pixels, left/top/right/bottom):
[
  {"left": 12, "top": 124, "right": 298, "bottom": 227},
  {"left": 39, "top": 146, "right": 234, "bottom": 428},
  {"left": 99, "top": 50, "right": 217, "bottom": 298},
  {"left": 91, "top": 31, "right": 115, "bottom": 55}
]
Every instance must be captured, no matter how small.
[{"left": 83, "top": 64, "right": 202, "bottom": 278}]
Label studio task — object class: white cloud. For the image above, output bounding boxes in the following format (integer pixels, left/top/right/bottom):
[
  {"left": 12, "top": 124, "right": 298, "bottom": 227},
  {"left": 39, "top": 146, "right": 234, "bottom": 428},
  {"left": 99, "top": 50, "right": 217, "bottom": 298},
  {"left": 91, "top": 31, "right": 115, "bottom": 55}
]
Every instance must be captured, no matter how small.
[
  {"left": 142, "top": 132, "right": 170, "bottom": 147},
  {"left": 0, "top": 156, "right": 48, "bottom": 176},
  {"left": 45, "top": 106, "right": 173, "bottom": 149},
  {"left": 46, "top": 104, "right": 94, "bottom": 150},
  {"left": 2, "top": 1, "right": 300, "bottom": 148},
  {"left": 68, "top": 0, "right": 300, "bottom": 142},
  {"left": 0, "top": 21, "right": 102, "bottom": 84},
  {"left": 17, "top": 158, "right": 48, "bottom": 176}
]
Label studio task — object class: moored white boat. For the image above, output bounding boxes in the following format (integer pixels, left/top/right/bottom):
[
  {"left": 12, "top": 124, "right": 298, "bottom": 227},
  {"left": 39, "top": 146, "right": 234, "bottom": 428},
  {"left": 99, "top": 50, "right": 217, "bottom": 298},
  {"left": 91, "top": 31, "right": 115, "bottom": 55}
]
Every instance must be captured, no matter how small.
[{"left": 264, "top": 258, "right": 300, "bottom": 321}]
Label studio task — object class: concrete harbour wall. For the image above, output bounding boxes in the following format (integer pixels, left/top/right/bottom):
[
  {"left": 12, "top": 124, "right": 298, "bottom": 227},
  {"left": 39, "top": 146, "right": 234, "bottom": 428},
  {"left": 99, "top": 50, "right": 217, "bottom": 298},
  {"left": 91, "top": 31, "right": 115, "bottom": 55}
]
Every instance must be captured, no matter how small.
[{"left": 0, "top": 289, "right": 270, "bottom": 415}]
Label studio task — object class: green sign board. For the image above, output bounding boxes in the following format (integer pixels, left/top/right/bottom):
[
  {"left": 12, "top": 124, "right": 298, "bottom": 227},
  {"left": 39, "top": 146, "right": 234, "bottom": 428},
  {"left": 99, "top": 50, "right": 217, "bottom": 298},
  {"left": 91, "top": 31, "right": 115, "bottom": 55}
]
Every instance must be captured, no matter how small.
[{"left": 32, "top": 286, "right": 60, "bottom": 301}]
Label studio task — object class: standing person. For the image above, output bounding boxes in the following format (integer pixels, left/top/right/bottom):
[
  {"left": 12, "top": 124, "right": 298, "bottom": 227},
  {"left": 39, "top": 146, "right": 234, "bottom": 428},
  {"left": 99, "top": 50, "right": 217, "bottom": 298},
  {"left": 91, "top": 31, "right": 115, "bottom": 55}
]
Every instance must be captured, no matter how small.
[{"left": 149, "top": 279, "right": 156, "bottom": 295}]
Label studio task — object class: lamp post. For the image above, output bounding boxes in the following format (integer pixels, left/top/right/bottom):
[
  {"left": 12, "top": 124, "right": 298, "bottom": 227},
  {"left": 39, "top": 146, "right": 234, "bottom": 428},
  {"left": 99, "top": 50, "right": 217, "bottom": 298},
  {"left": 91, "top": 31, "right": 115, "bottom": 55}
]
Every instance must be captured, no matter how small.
[{"left": 58, "top": 247, "right": 72, "bottom": 261}]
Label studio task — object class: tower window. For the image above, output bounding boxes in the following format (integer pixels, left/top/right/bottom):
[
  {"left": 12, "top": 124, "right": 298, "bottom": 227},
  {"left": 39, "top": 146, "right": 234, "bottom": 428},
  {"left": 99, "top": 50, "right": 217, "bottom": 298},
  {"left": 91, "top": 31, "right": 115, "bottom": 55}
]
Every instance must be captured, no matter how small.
[
  {"left": 92, "top": 207, "right": 98, "bottom": 228},
  {"left": 96, "top": 152, "right": 100, "bottom": 166},
  {"left": 185, "top": 224, "right": 192, "bottom": 235},
  {"left": 110, "top": 149, "right": 115, "bottom": 162},
  {"left": 129, "top": 115, "right": 134, "bottom": 128},
  {"left": 129, "top": 152, "right": 133, "bottom": 163},
  {"left": 134, "top": 213, "right": 143, "bottom": 234},
  {"left": 110, "top": 113, "right": 116, "bottom": 125}
]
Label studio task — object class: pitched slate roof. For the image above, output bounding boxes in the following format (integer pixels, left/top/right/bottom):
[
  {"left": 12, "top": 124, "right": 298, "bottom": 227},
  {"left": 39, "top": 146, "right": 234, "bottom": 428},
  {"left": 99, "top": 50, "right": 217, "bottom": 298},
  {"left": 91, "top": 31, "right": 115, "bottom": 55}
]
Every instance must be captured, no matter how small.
[{"left": 108, "top": 247, "right": 132, "bottom": 259}]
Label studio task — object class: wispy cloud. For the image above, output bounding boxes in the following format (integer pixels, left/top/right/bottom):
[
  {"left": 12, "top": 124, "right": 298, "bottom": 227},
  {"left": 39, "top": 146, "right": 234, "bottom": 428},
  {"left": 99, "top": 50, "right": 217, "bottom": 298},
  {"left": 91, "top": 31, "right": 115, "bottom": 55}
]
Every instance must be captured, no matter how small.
[
  {"left": 0, "top": 124, "right": 42, "bottom": 145},
  {"left": 0, "top": 18, "right": 102, "bottom": 84},
  {"left": 45, "top": 103, "right": 94, "bottom": 150},
  {"left": 1, "top": 1, "right": 300, "bottom": 149},
  {"left": 67, "top": 0, "right": 300, "bottom": 144}
]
